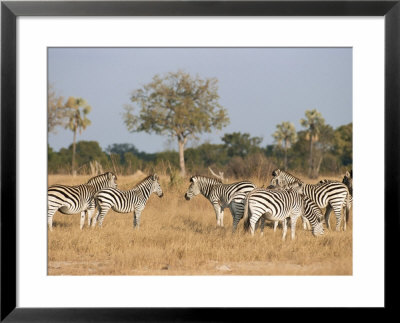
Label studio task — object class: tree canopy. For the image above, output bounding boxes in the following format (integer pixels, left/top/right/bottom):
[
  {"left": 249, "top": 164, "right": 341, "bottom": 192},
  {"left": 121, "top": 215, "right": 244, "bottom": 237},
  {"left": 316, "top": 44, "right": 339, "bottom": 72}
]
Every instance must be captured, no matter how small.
[{"left": 123, "top": 70, "right": 229, "bottom": 176}]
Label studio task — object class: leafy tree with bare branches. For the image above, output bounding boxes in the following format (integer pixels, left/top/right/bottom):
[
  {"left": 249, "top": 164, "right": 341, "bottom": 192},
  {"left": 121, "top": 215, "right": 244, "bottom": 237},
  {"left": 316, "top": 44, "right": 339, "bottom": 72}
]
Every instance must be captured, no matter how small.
[
  {"left": 300, "top": 109, "right": 325, "bottom": 178},
  {"left": 48, "top": 85, "right": 68, "bottom": 133},
  {"left": 272, "top": 121, "right": 297, "bottom": 170},
  {"left": 65, "top": 97, "right": 92, "bottom": 176},
  {"left": 123, "top": 71, "right": 229, "bottom": 176}
]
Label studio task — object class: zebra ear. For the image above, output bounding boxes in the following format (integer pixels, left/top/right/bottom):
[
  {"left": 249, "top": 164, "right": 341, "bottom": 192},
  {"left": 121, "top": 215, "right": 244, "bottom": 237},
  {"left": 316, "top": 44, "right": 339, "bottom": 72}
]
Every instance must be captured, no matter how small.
[
  {"left": 345, "top": 171, "right": 351, "bottom": 178},
  {"left": 272, "top": 169, "right": 280, "bottom": 177},
  {"left": 190, "top": 176, "right": 196, "bottom": 183},
  {"left": 108, "top": 172, "right": 117, "bottom": 180},
  {"left": 152, "top": 174, "right": 159, "bottom": 181}
]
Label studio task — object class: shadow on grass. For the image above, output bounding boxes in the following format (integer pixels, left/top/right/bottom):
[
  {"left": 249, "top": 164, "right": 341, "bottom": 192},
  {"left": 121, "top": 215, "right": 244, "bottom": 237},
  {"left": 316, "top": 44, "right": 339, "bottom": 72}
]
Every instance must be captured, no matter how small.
[{"left": 52, "top": 221, "right": 73, "bottom": 229}]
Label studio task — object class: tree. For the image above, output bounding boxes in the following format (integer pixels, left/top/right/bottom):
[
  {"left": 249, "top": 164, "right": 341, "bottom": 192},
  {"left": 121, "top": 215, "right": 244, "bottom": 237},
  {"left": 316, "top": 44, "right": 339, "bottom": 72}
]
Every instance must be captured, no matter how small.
[
  {"left": 313, "top": 124, "right": 335, "bottom": 177},
  {"left": 300, "top": 109, "right": 325, "bottom": 178},
  {"left": 48, "top": 85, "right": 68, "bottom": 133},
  {"left": 272, "top": 121, "right": 297, "bottom": 170},
  {"left": 333, "top": 123, "right": 353, "bottom": 167},
  {"left": 106, "top": 143, "right": 140, "bottom": 163},
  {"left": 221, "top": 132, "right": 263, "bottom": 158},
  {"left": 65, "top": 97, "right": 92, "bottom": 176},
  {"left": 123, "top": 71, "right": 229, "bottom": 176}
]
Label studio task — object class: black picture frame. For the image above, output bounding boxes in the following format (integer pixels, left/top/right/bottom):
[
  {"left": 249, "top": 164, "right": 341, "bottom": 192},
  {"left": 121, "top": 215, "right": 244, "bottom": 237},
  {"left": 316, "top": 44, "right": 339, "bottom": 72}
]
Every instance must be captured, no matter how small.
[{"left": 1, "top": 1, "right": 398, "bottom": 321}]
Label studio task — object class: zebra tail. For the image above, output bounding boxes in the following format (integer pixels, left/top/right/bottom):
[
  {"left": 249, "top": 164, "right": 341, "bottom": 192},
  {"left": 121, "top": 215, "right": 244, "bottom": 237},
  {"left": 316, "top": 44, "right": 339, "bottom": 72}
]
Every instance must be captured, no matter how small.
[
  {"left": 243, "top": 192, "right": 252, "bottom": 231},
  {"left": 345, "top": 193, "right": 351, "bottom": 224}
]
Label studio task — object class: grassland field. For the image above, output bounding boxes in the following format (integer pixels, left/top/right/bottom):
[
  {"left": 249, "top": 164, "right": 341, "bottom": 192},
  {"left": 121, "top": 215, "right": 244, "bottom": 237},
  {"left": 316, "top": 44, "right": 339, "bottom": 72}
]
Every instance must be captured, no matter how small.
[{"left": 48, "top": 173, "right": 352, "bottom": 275}]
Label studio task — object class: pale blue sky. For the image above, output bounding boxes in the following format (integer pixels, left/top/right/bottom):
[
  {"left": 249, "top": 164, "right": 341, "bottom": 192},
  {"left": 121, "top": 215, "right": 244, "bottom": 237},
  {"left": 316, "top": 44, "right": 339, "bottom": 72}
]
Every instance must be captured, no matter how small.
[{"left": 48, "top": 47, "right": 352, "bottom": 153}]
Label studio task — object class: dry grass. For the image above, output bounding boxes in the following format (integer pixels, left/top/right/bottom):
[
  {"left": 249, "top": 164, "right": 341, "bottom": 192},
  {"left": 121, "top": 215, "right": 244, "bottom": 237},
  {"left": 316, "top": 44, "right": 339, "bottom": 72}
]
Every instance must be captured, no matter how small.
[{"left": 48, "top": 174, "right": 352, "bottom": 275}]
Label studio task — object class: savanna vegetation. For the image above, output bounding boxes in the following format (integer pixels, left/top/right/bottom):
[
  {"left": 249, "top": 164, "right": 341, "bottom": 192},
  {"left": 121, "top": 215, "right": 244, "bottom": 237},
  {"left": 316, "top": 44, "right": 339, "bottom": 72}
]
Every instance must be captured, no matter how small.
[
  {"left": 48, "top": 173, "right": 352, "bottom": 275},
  {"left": 48, "top": 70, "right": 352, "bottom": 276}
]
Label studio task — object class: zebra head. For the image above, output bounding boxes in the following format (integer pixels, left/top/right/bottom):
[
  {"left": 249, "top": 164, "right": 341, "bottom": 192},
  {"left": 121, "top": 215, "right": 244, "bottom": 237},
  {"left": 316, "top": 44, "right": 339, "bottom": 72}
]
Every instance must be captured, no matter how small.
[
  {"left": 287, "top": 182, "right": 303, "bottom": 195},
  {"left": 342, "top": 170, "right": 353, "bottom": 196},
  {"left": 312, "top": 222, "right": 325, "bottom": 236},
  {"left": 184, "top": 176, "right": 201, "bottom": 200},
  {"left": 107, "top": 172, "right": 118, "bottom": 188},
  {"left": 271, "top": 168, "right": 281, "bottom": 177},
  {"left": 151, "top": 174, "right": 163, "bottom": 198},
  {"left": 270, "top": 169, "right": 289, "bottom": 188}
]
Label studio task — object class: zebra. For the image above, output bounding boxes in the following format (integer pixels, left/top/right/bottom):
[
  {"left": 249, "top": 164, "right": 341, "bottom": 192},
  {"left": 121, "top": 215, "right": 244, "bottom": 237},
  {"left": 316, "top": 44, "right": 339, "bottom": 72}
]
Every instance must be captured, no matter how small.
[
  {"left": 184, "top": 175, "right": 256, "bottom": 229},
  {"left": 47, "top": 172, "right": 118, "bottom": 230},
  {"left": 241, "top": 186, "right": 324, "bottom": 240},
  {"left": 319, "top": 170, "right": 352, "bottom": 195},
  {"left": 319, "top": 170, "right": 353, "bottom": 228},
  {"left": 264, "top": 183, "right": 311, "bottom": 231},
  {"left": 270, "top": 169, "right": 350, "bottom": 231},
  {"left": 92, "top": 174, "right": 163, "bottom": 228},
  {"left": 229, "top": 182, "right": 316, "bottom": 235}
]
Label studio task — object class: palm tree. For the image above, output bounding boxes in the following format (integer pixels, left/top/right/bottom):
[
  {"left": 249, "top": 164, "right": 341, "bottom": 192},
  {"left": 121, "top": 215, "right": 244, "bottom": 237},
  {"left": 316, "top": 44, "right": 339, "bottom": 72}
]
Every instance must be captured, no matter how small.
[
  {"left": 300, "top": 109, "right": 325, "bottom": 178},
  {"left": 65, "top": 97, "right": 91, "bottom": 176},
  {"left": 272, "top": 121, "right": 297, "bottom": 170}
]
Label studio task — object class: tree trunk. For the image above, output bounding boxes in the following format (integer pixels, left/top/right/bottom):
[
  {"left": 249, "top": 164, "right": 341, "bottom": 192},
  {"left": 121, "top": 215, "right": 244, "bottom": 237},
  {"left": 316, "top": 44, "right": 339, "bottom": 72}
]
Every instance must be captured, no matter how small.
[
  {"left": 314, "top": 155, "right": 324, "bottom": 179},
  {"left": 284, "top": 140, "right": 288, "bottom": 171},
  {"left": 178, "top": 137, "right": 187, "bottom": 177},
  {"left": 72, "top": 127, "right": 77, "bottom": 176},
  {"left": 308, "top": 136, "right": 313, "bottom": 178}
]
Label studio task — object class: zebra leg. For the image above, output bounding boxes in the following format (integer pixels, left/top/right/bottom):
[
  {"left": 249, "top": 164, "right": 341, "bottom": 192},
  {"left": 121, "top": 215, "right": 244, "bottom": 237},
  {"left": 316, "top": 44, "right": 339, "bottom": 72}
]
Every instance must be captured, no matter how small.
[
  {"left": 80, "top": 211, "right": 86, "bottom": 230},
  {"left": 260, "top": 217, "right": 265, "bottom": 236},
  {"left": 213, "top": 203, "right": 222, "bottom": 227},
  {"left": 133, "top": 210, "right": 142, "bottom": 228},
  {"left": 220, "top": 209, "right": 224, "bottom": 227},
  {"left": 282, "top": 218, "right": 288, "bottom": 241},
  {"left": 273, "top": 221, "right": 278, "bottom": 232},
  {"left": 291, "top": 216, "right": 299, "bottom": 240},
  {"left": 342, "top": 204, "right": 347, "bottom": 231},
  {"left": 254, "top": 219, "right": 259, "bottom": 232},
  {"left": 47, "top": 207, "right": 58, "bottom": 231},
  {"left": 249, "top": 214, "right": 260, "bottom": 236},
  {"left": 230, "top": 207, "right": 239, "bottom": 233},
  {"left": 97, "top": 206, "right": 111, "bottom": 228},
  {"left": 87, "top": 202, "right": 96, "bottom": 227},
  {"left": 324, "top": 205, "right": 333, "bottom": 230},
  {"left": 331, "top": 203, "right": 343, "bottom": 231},
  {"left": 302, "top": 216, "right": 311, "bottom": 230},
  {"left": 91, "top": 209, "right": 100, "bottom": 227},
  {"left": 232, "top": 217, "right": 240, "bottom": 233}
]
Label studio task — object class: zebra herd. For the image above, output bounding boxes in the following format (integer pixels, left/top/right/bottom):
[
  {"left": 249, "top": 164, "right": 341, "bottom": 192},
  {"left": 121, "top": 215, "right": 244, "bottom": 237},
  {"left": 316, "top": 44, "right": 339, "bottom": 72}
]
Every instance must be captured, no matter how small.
[
  {"left": 184, "top": 169, "right": 352, "bottom": 240},
  {"left": 47, "top": 172, "right": 163, "bottom": 231},
  {"left": 47, "top": 169, "right": 352, "bottom": 241}
]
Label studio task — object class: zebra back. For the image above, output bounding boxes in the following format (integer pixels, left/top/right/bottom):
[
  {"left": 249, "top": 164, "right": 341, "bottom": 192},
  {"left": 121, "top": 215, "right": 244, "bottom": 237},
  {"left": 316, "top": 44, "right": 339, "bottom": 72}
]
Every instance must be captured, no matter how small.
[{"left": 86, "top": 172, "right": 117, "bottom": 192}]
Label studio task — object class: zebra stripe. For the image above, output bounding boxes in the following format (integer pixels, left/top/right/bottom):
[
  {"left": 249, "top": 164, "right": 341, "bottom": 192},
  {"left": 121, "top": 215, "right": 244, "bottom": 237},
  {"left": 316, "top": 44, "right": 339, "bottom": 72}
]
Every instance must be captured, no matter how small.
[
  {"left": 271, "top": 169, "right": 350, "bottom": 231},
  {"left": 184, "top": 175, "right": 256, "bottom": 228},
  {"left": 92, "top": 174, "right": 163, "bottom": 228},
  {"left": 241, "top": 188, "right": 324, "bottom": 240},
  {"left": 319, "top": 170, "right": 353, "bottom": 228},
  {"left": 47, "top": 172, "right": 117, "bottom": 230}
]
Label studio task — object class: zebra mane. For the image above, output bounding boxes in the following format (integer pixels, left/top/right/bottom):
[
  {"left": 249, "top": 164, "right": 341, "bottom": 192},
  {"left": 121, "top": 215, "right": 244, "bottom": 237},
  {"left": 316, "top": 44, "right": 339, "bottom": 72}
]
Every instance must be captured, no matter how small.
[
  {"left": 134, "top": 174, "right": 158, "bottom": 187},
  {"left": 87, "top": 172, "right": 116, "bottom": 184},
  {"left": 190, "top": 175, "right": 222, "bottom": 184},
  {"left": 277, "top": 170, "right": 303, "bottom": 183}
]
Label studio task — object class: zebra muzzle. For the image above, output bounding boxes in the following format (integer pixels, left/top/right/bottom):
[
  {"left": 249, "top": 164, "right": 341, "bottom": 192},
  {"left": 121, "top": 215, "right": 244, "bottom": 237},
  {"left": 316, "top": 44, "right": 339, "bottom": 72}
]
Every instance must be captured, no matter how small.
[{"left": 184, "top": 194, "right": 191, "bottom": 200}]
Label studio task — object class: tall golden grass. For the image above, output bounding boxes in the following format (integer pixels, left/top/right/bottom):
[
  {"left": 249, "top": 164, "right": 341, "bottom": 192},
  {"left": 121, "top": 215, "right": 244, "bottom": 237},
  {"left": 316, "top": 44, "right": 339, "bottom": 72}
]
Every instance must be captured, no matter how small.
[{"left": 48, "top": 173, "right": 352, "bottom": 275}]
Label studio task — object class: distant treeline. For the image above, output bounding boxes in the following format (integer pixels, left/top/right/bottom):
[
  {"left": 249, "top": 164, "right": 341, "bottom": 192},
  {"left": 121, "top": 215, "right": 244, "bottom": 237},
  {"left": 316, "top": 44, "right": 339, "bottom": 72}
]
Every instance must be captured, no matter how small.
[{"left": 48, "top": 123, "right": 352, "bottom": 179}]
